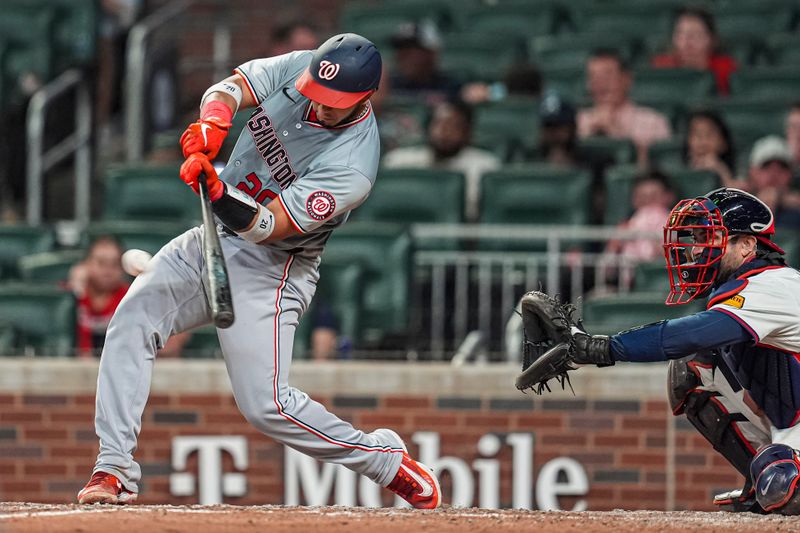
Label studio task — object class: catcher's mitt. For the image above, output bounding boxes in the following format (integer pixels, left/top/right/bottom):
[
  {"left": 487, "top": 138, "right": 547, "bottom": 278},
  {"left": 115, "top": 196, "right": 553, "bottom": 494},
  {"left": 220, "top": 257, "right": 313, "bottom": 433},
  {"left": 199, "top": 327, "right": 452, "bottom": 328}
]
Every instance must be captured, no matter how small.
[{"left": 515, "top": 291, "right": 582, "bottom": 394}]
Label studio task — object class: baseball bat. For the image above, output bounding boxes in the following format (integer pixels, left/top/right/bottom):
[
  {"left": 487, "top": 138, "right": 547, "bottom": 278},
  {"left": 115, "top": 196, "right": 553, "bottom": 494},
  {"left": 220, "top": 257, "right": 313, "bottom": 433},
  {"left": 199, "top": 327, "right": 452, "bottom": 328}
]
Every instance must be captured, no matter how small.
[{"left": 198, "top": 172, "right": 235, "bottom": 328}]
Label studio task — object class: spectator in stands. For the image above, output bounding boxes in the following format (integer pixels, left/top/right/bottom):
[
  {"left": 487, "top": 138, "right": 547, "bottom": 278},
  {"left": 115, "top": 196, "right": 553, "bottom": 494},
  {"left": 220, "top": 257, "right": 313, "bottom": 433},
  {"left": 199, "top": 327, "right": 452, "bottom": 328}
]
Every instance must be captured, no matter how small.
[
  {"left": 607, "top": 170, "right": 677, "bottom": 263},
  {"left": 784, "top": 104, "right": 800, "bottom": 170},
  {"left": 460, "top": 64, "right": 542, "bottom": 104},
  {"left": 269, "top": 21, "right": 319, "bottom": 56},
  {"left": 389, "top": 20, "right": 461, "bottom": 104},
  {"left": 68, "top": 236, "right": 188, "bottom": 358},
  {"left": 578, "top": 49, "right": 672, "bottom": 166},
  {"left": 652, "top": 6, "right": 737, "bottom": 95},
  {"left": 382, "top": 99, "right": 500, "bottom": 221},
  {"left": 68, "top": 236, "right": 130, "bottom": 358},
  {"left": 682, "top": 109, "right": 737, "bottom": 187},
  {"left": 746, "top": 136, "right": 800, "bottom": 229}
]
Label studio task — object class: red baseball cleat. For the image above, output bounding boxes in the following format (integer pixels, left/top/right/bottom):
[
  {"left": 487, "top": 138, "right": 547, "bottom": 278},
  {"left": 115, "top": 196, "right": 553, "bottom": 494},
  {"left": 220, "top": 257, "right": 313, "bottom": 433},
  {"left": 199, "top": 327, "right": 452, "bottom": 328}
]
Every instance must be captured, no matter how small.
[
  {"left": 386, "top": 452, "right": 442, "bottom": 509},
  {"left": 77, "top": 472, "right": 138, "bottom": 504}
]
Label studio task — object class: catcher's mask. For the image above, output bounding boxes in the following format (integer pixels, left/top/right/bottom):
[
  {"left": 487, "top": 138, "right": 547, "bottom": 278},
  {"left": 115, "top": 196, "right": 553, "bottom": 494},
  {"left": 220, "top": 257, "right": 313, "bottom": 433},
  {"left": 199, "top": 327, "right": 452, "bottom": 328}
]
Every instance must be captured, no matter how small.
[{"left": 663, "top": 196, "right": 728, "bottom": 305}]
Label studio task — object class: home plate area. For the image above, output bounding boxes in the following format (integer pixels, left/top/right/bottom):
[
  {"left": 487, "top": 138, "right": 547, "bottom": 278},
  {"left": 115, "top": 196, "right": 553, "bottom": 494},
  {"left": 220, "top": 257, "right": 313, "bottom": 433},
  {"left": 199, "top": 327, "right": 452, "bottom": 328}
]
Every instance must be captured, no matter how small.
[{"left": 0, "top": 503, "right": 797, "bottom": 532}]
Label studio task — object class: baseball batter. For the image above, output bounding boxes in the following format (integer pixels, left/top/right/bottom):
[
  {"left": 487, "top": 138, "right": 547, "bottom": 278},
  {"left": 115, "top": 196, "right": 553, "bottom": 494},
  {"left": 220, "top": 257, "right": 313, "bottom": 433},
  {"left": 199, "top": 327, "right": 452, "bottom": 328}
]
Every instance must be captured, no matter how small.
[
  {"left": 518, "top": 188, "right": 800, "bottom": 515},
  {"left": 77, "top": 33, "right": 441, "bottom": 509}
]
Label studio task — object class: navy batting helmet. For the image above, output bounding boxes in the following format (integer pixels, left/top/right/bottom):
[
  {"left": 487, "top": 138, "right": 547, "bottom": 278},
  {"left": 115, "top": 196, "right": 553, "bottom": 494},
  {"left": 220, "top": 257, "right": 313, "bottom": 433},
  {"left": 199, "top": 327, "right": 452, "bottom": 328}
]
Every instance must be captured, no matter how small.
[{"left": 295, "top": 33, "right": 382, "bottom": 109}]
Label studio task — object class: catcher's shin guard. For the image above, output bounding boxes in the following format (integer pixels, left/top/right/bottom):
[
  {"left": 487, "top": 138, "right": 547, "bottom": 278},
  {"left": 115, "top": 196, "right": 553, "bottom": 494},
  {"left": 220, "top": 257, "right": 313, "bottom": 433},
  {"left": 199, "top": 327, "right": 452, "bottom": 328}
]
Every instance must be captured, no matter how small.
[{"left": 668, "top": 354, "right": 762, "bottom": 477}]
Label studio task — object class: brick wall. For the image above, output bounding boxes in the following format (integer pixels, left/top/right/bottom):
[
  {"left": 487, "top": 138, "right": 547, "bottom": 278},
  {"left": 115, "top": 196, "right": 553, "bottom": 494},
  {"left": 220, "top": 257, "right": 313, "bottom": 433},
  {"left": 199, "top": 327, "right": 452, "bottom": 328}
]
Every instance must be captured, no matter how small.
[{"left": 0, "top": 377, "right": 743, "bottom": 509}]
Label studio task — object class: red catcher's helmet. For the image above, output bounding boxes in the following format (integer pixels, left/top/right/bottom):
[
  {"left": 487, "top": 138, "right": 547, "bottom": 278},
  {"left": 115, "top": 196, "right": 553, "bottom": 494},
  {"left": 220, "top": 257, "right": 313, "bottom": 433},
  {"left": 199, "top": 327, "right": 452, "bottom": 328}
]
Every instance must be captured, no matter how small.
[
  {"left": 295, "top": 33, "right": 382, "bottom": 109},
  {"left": 663, "top": 196, "right": 728, "bottom": 305}
]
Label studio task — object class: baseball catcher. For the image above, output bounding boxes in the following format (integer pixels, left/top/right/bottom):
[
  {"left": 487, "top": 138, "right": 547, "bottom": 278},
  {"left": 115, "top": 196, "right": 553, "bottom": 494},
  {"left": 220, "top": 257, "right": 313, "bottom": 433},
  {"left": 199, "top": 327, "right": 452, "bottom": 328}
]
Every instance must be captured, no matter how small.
[{"left": 517, "top": 188, "right": 800, "bottom": 515}]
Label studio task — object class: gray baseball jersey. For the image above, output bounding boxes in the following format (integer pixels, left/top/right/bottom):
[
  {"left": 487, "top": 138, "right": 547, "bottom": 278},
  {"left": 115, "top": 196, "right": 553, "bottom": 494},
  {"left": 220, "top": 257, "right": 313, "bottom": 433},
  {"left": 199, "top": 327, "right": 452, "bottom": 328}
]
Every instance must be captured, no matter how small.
[
  {"left": 88, "top": 51, "right": 405, "bottom": 496},
  {"left": 227, "top": 50, "right": 380, "bottom": 257}
]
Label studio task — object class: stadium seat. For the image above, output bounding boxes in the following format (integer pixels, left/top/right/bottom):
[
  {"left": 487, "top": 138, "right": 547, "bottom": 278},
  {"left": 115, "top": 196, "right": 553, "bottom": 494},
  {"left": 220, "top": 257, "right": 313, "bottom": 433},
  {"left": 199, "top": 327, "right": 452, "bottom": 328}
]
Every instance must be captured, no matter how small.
[
  {"left": 577, "top": 137, "right": 636, "bottom": 166},
  {"left": 648, "top": 138, "right": 684, "bottom": 170},
  {"left": 439, "top": 39, "right": 522, "bottom": 82},
  {"left": 539, "top": 65, "right": 586, "bottom": 104},
  {"left": 712, "top": 2, "right": 792, "bottom": 40},
  {"left": 666, "top": 168, "right": 720, "bottom": 199},
  {"left": 18, "top": 250, "right": 85, "bottom": 284},
  {"left": 480, "top": 165, "right": 592, "bottom": 242},
  {"left": 354, "top": 168, "right": 465, "bottom": 224},
  {"left": 182, "top": 325, "right": 222, "bottom": 359},
  {"left": 716, "top": 100, "right": 787, "bottom": 148},
  {"left": 0, "top": 321, "right": 15, "bottom": 356},
  {"left": 296, "top": 260, "right": 367, "bottom": 353},
  {"left": 603, "top": 164, "right": 718, "bottom": 225},
  {"left": 633, "top": 261, "right": 670, "bottom": 293},
  {"left": 322, "top": 222, "right": 412, "bottom": 346},
  {"left": 765, "top": 33, "right": 800, "bottom": 67},
  {"left": 0, "top": 225, "right": 56, "bottom": 280},
  {"left": 603, "top": 164, "right": 638, "bottom": 226},
  {"left": 339, "top": 1, "right": 456, "bottom": 45},
  {"left": 531, "top": 32, "right": 641, "bottom": 71},
  {"left": 729, "top": 68, "right": 800, "bottom": 102},
  {"left": 0, "top": 284, "right": 76, "bottom": 356},
  {"left": 582, "top": 292, "right": 704, "bottom": 336},
  {"left": 103, "top": 163, "right": 199, "bottom": 223},
  {"left": 0, "top": 6, "right": 55, "bottom": 102},
  {"left": 84, "top": 220, "right": 190, "bottom": 256},
  {"left": 567, "top": 1, "right": 676, "bottom": 37},
  {"left": 630, "top": 69, "right": 715, "bottom": 104},
  {"left": 462, "top": 3, "right": 558, "bottom": 41},
  {"left": 473, "top": 98, "right": 540, "bottom": 152}
]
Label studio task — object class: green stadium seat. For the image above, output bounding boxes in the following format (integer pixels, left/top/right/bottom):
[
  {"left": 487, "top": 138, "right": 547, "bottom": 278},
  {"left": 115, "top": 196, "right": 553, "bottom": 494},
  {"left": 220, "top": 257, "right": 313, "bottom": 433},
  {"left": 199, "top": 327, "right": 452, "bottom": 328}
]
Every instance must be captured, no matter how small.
[
  {"left": 540, "top": 65, "right": 586, "bottom": 104},
  {"left": 473, "top": 98, "right": 540, "bottom": 151},
  {"left": 182, "top": 325, "right": 222, "bottom": 359},
  {"left": 630, "top": 69, "right": 715, "bottom": 104},
  {"left": 0, "top": 225, "right": 56, "bottom": 280},
  {"left": 765, "top": 34, "right": 800, "bottom": 66},
  {"left": 481, "top": 164, "right": 592, "bottom": 228},
  {"left": 354, "top": 168, "right": 464, "bottom": 223},
  {"left": 18, "top": 250, "right": 85, "bottom": 284},
  {"left": 439, "top": 39, "right": 522, "bottom": 82},
  {"left": 713, "top": 3, "right": 792, "bottom": 40},
  {"left": 531, "top": 32, "right": 641, "bottom": 71},
  {"left": 632, "top": 261, "right": 670, "bottom": 293},
  {"left": 103, "top": 164, "right": 199, "bottom": 223},
  {"left": 577, "top": 137, "right": 636, "bottom": 166},
  {"left": 84, "top": 220, "right": 190, "bottom": 256},
  {"left": 603, "top": 164, "right": 638, "bottom": 226},
  {"left": 0, "top": 321, "right": 15, "bottom": 356},
  {"left": 0, "top": 284, "right": 76, "bottom": 356},
  {"left": 730, "top": 68, "right": 800, "bottom": 102},
  {"left": 582, "top": 292, "right": 704, "bottom": 335},
  {"left": 322, "top": 222, "right": 412, "bottom": 345},
  {"left": 568, "top": 1, "right": 676, "bottom": 38},
  {"left": 0, "top": 7, "right": 55, "bottom": 102},
  {"left": 463, "top": 4, "right": 558, "bottom": 40},
  {"left": 648, "top": 138, "right": 684, "bottom": 170},
  {"left": 340, "top": 1, "right": 456, "bottom": 45},
  {"left": 603, "top": 164, "right": 718, "bottom": 225},
  {"left": 716, "top": 100, "right": 787, "bottom": 148}
]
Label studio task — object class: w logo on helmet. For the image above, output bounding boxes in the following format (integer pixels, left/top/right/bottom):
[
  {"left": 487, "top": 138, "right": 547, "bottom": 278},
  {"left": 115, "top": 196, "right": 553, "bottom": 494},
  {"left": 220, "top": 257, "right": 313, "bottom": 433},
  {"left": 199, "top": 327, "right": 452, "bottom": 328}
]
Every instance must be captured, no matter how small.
[{"left": 318, "top": 60, "right": 341, "bottom": 80}]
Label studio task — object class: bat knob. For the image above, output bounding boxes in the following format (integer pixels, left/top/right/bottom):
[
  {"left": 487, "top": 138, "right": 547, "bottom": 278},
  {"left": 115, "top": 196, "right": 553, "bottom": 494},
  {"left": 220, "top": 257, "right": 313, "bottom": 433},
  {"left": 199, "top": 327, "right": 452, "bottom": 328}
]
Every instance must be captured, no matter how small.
[{"left": 214, "top": 312, "right": 235, "bottom": 329}]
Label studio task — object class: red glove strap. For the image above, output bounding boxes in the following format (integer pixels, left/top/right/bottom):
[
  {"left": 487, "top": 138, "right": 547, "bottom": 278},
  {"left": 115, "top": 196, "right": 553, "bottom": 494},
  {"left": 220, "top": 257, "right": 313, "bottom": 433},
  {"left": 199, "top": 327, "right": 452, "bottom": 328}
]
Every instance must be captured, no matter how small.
[{"left": 201, "top": 100, "right": 234, "bottom": 124}]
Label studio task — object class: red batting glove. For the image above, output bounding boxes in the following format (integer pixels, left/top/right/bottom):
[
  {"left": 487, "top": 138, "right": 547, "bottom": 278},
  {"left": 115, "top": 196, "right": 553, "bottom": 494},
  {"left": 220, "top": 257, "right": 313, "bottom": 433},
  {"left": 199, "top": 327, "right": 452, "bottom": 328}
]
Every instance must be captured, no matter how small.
[
  {"left": 179, "top": 117, "right": 231, "bottom": 159},
  {"left": 179, "top": 153, "right": 224, "bottom": 201}
]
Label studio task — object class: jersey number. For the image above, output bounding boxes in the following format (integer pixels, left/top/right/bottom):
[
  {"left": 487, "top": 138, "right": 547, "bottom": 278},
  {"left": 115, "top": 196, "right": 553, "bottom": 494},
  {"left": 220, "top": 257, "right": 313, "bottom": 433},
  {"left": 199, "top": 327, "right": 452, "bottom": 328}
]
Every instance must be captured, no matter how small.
[{"left": 236, "top": 173, "right": 277, "bottom": 204}]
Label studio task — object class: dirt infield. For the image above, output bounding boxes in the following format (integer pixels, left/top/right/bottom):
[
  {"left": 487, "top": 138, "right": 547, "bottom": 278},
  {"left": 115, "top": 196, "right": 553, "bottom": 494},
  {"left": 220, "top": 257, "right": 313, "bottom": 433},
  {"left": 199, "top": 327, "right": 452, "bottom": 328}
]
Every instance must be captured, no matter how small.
[{"left": 0, "top": 503, "right": 795, "bottom": 532}]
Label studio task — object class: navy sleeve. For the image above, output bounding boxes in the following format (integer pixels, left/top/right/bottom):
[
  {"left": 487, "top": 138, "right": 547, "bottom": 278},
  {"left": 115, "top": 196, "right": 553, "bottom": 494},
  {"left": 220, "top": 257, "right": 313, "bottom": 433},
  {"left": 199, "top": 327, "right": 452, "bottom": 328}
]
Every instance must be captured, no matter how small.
[{"left": 609, "top": 310, "right": 754, "bottom": 363}]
